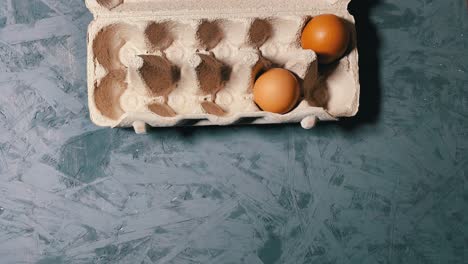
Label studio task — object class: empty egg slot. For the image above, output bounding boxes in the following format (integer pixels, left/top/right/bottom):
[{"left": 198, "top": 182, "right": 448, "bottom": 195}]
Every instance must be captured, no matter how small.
[
  {"left": 92, "top": 23, "right": 147, "bottom": 123},
  {"left": 196, "top": 20, "right": 224, "bottom": 50},
  {"left": 204, "top": 49, "right": 270, "bottom": 114},
  {"left": 138, "top": 55, "right": 180, "bottom": 97},
  {"left": 317, "top": 59, "right": 357, "bottom": 116},
  {"left": 145, "top": 21, "right": 175, "bottom": 52},
  {"left": 137, "top": 55, "right": 180, "bottom": 116},
  {"left": 94, "top": 69, "right": 127, "bottom": 120},
  {"left": 192, "top": 53, "right": 231, "bottom": 116},
  {"left": 93, "top": 23, "right": 139, "bottom": 71},
  {"left": 247, "top": 18, "right": 273, "bottom": 49}
]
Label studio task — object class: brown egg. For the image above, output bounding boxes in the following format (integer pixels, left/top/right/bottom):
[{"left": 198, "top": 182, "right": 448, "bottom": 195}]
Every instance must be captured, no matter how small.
[
  {"left": 253, "top": 68, "right": 300, "bottom": 114},
  {"left": 301, "top": 14, "right": 350, "bottom": 64}
]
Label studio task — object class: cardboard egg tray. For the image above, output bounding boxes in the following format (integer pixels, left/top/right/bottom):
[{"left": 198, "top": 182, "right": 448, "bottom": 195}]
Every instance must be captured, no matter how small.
[{"left": 85, "top": 0, "right": 359, "bottom": 133}]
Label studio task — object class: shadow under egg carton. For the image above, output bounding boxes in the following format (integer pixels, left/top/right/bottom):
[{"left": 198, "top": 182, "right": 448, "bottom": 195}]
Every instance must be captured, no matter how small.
[{"left": 86, "top": 0, "right": 359, "bottom": 133}]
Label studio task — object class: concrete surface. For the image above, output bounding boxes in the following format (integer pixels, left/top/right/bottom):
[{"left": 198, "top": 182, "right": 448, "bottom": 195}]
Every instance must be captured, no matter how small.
[{"left": 0, "top": 0, "right": 466, "bottom": 263}]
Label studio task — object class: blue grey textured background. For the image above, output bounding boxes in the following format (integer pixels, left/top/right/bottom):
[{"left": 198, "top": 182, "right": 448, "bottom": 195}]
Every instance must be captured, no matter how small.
[{"left": 0, "top": 0, "right": 467, "bottom": 263}]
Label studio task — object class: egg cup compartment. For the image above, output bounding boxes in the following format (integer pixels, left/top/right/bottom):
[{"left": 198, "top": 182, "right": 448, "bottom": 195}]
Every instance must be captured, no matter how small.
[{"left": 86, "top": 0, "right": 359, "bottom": 132}]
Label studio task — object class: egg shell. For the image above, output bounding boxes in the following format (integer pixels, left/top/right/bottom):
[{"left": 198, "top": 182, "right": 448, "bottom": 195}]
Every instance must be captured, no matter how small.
[
  {"left": 301, "top": 14, "right": 350, "bottom": 64},
  {"left": 253, "top": 68, "right": 300, "bottom": 114}
]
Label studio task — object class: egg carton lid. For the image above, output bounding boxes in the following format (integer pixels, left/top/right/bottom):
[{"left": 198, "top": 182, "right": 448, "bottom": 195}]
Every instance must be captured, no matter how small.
[{"left": 86, "top": 0, "right": 352, "bottom": 17}]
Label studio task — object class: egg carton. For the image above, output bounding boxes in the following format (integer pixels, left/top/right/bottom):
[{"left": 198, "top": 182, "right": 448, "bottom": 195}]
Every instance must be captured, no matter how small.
[{"left": 85, "top": 0, "right": 359, "bottom": 133}]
